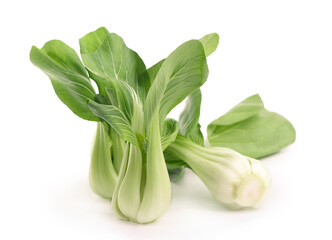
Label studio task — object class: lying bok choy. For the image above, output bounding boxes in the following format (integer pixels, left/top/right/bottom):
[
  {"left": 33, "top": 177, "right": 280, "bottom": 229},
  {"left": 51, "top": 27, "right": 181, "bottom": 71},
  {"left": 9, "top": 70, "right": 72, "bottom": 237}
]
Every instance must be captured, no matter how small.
[
  {"left": 166, "top": 135, "right": 271, "bottom": 208},
  {"left": 165, "top": 89, "right": 295, "bottom": 182},
  {"left": 30, "top": 26, "right": 295, "bottom": 223}
]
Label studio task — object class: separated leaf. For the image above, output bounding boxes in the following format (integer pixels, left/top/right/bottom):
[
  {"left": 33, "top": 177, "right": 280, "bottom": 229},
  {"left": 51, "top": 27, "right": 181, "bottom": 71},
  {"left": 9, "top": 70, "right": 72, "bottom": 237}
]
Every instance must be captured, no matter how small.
[
  {"left": 30, "top": 41, "right": 98, "bottom": 121},
  {"left": 207, "top": 94, "right": 296, "bottom": 158}
]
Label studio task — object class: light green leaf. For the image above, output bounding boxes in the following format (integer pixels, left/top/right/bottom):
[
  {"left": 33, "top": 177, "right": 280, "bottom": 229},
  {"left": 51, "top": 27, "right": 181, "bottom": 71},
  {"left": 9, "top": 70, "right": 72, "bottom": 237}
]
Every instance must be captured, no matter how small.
[
  {"left": 179, "top": 89, "right": 202, "bottom": 135},
  {"left": 144, "top": 40, "right": 208, "bottom": 129},
  {"left": 105, "top": 88, "right": 119, "bottom": 107},
  {"left": 30, "top": 41, "right": 98, "bottom": 121},
  {"left": 179, "top": 89, "right": 204, "bottom": 146},
  {"left": 161, "top": 119, "right": 179, "bottom": 151},
  {"left": 186, "top": 124, "right": 204, "bottom": 147},
  {"left": 145, "top": 33, "right": 219, "bottom": 141},
  {"left": 79, "top": 27, "right": 149, "bottom": 101},
  {"left": 176, "top": 33, "right": 219, "bottom": 145},
  {"left": 146, "top": 59, "right": 164, "bottom": 85},
  {"left": 88, "top": 101, "right": 139, "bottom": 147},
  {"left": 105, "top": 80, "right": 143, "bottom": 127},
  {"left": 207, "top": 94, "right": 296, "bottom": 158},
  {"left": 144, "top": 32, "right": 219, "bottom": 87},
  {"left": 199, "top": 33, "right": 220, "bottom": 57},
  {"left": 113, "top": 81, "right": 140, "bottom": 123}
]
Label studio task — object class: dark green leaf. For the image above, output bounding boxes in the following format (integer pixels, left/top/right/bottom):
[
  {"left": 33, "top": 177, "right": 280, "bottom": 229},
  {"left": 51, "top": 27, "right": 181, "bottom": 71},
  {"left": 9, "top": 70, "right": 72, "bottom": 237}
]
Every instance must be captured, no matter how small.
[
  {"left": 79, "top": 27, "right": 149, "bottom": 101},
  {"left": 144, "top": 32, "right": 219, "bottom": 90},
  {"left": 186, "top": 124, "right": 204, "bottom": 146},
  {"left": 176, "top": 33, "right": 219, "bottom": 145},
  {"left": 144, "top": 40, "right": 208, "bottom": 129},
  {"left": 164, "top": 150, "right": 188, "bottom": 182},
  {"left": 146, "top": 59, "right": 164, "bottom": 85},
  {"left": 161, "top": 119, "right": 179, "bottom": 150},
  {"left": 88, "top": 100, "right": 139, "bottom": 147},
  {"left": 167, "top": 167, "right": 185, "bottom": 182},
  {"left": 179, "top": 89, "right": 204, "bottom": 146},
  {"left": 30, "top": 41, "right": 98, "bottom": 121}
]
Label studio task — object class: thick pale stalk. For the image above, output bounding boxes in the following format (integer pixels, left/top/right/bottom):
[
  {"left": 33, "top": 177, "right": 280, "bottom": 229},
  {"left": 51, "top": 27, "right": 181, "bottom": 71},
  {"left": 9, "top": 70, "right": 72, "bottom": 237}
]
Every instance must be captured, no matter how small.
[
  {"left": 111, "top": 143, "right": 130, "bottom": 221},
  {"left": 167, "top": 136, "right": 271, "bottom": 208},
  {"left": 117, "top": 144, "right": 142, "bottom": 220},
  {"left": 111, "top": 102, "right": 171, "bottom": 224},
  {"left": 115, "top": 101, "right": 145, "bottom": 220},
  {"left": 136, "top": 114, "right": 171, "bottom": 223},
  {"left": 89, "top": 122, "right": 117, "bottom": 199},
  {"left": 110, "top": 128, "right": 125, "bottom": 174}
]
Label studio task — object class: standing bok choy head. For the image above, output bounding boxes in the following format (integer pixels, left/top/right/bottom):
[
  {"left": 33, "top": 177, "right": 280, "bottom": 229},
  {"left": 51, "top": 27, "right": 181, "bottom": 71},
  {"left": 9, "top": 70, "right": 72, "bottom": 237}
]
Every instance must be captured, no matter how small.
[
  {"left": 30, "top": 26, "right": 214, "bottom": 223},
  {"left": 79, "top": 27, "right": 210, "bottom": 223}
]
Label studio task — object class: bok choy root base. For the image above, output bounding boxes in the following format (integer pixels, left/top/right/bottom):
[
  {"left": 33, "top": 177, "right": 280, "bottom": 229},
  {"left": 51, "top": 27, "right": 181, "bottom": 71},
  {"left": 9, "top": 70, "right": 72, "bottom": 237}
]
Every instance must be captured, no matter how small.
[{"left": 30, "top": 27, "right": 296, "bottom": 224}]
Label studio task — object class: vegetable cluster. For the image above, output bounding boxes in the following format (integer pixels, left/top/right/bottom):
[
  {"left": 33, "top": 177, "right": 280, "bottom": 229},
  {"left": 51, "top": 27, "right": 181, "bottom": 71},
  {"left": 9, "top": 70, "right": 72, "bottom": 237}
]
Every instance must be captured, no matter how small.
[{"left": 30, "top": 27, "right": 295, "bottom": 223}]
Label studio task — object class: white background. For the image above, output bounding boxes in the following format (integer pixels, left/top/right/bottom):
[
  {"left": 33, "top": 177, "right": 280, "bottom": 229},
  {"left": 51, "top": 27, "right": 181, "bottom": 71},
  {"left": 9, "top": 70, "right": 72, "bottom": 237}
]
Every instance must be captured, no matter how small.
[{"left": 1, "top": 0, "right": 331, "bottom": 239}]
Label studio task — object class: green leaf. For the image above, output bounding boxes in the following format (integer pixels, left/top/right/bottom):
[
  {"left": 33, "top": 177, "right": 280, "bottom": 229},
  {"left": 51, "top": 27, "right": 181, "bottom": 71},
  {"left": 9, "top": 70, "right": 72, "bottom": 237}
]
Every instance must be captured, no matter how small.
[
  {"left": 161, "top": 119, "right": 179, "bottom": 150},
  {"left": 105, "top": 88, "right": 119, "bottom": 107},
  {"left": 164, "top": 149, "right": 188, "bottom": 182},
  {"left": 146, "top": 33, "right": 219, "bottom": 142},
  {"left": 208, "top": 94, "right": 264, "bottom": 126},
  {"left": 199, "top": 33, "right": 220, "bottom": 57},
  {"left": 176, "top": 33, "right": 219, "bottom": 145},
  {"left": 88, "top": 100, "right": 139, "bottom": 147},
  {"left": 186, "top": 124, "right": 204, "bottom": 147},
  {"left": 106, "top": 81, "right": 143, "bottom": 128},
  {"left": 207, "top": 94, "right": 296, "bottom": 158},
  {"left": 179, "top": 89, "right": 202, "bottom": 135},
  {"left": 146, "top": 59, "right": 164, "bottom": 85},
  {"left": 167, "top": 167, "right": 185, "bottom": 182},
  {"left": 179, "top": 89, "right": 204, "bottom": 146},
  {"left": 112, "top": 81, "right": 140, "bottom": 124},
  {"left": 79, "top": 27, "right": 149, "bottom": 101},
  {"left": 144, "top": 33, "right": 219, "bottom": 87},
  {"left": 30, "top": 41, "right": 98, "bottom": 121},
  {"left": 144, "top": 40, "right": 208, "bottom": 129}
]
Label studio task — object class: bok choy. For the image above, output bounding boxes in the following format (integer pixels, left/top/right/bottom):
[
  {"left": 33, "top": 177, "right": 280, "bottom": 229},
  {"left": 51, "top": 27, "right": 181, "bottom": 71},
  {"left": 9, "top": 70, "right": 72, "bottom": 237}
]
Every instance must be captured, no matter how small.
[{"left": 30, "top": 26, "right": 295, "bottom": 224}]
